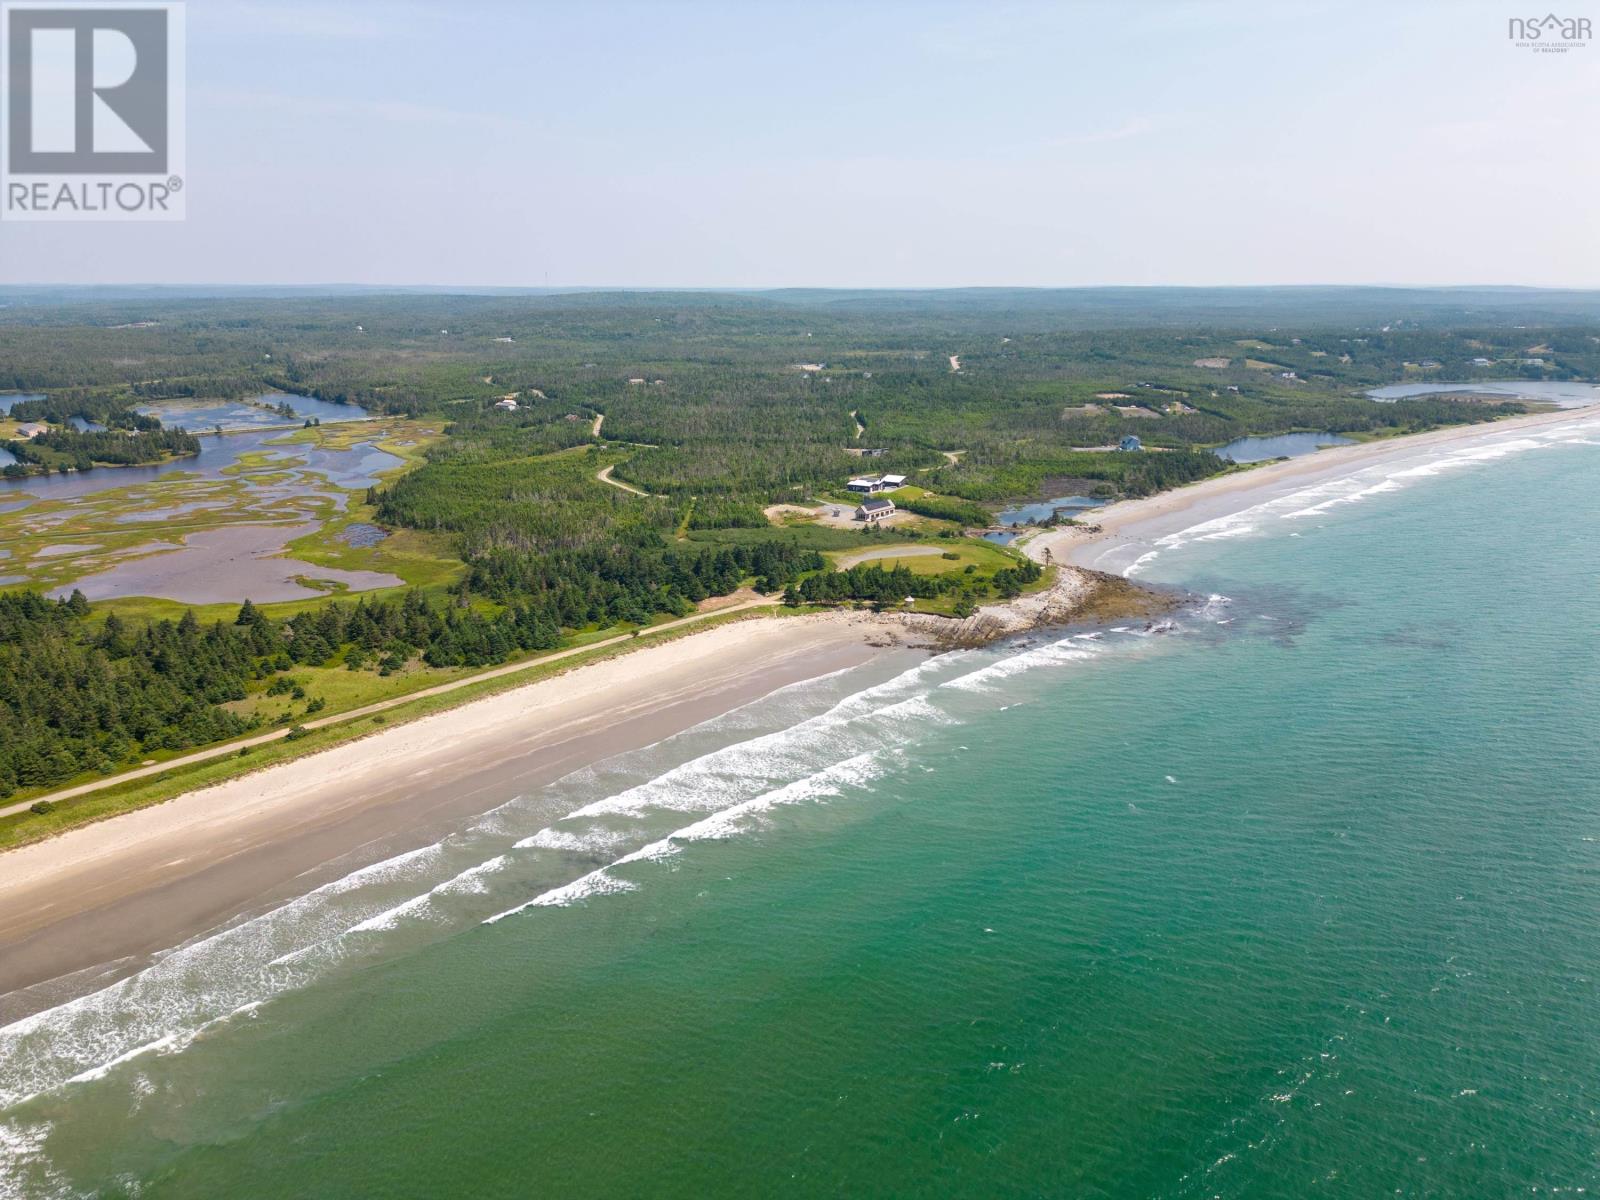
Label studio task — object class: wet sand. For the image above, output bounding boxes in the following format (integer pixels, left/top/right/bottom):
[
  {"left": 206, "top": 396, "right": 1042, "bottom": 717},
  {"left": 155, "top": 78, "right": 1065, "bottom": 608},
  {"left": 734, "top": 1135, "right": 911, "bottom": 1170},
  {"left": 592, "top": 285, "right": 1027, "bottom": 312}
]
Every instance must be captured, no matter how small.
[
  {"left": 1029, "top": 406, "right": 1600, "bottom": 575},
  {"left": 0, "top": 615, "right": 909, "bottom": 1020}
]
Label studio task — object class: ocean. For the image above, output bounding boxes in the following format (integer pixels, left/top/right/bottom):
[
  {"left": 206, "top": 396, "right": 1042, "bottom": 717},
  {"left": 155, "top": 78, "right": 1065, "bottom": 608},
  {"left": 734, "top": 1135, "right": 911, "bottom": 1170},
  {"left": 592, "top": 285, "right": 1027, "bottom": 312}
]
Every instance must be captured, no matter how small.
[{"left": 3, "top": 416, "right": 1598, "bottom": 1198}]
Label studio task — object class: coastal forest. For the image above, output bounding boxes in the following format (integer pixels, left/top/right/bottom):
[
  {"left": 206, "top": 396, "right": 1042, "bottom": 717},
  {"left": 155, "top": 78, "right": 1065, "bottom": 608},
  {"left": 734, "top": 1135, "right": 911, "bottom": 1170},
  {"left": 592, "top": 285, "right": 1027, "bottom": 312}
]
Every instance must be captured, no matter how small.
[{"left": 0, "top": 285, "right": 1595, "bottom": 806}]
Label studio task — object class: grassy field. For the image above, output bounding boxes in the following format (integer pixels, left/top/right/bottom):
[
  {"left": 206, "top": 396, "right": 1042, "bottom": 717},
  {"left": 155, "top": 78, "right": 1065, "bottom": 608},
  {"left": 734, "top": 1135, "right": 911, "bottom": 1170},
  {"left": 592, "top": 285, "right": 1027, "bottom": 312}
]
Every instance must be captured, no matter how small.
[{"left": 824, "top": 537, "right": 1014, "bottom": 575}]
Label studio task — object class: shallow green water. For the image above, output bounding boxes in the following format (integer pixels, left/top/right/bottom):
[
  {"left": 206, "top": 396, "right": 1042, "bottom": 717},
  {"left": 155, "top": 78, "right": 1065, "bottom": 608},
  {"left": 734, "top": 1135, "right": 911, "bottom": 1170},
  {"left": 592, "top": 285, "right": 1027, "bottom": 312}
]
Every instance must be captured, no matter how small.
[{"left": 3, "top": 420, "right": 1599, "bottom": 1198}]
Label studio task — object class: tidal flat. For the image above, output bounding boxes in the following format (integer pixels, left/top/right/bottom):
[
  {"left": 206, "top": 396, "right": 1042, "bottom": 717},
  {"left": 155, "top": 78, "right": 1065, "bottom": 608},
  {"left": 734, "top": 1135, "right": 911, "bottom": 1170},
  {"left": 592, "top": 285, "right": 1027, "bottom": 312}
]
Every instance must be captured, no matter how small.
[{"left": 0, "top": 418, "right": 443, "bottom": 603}]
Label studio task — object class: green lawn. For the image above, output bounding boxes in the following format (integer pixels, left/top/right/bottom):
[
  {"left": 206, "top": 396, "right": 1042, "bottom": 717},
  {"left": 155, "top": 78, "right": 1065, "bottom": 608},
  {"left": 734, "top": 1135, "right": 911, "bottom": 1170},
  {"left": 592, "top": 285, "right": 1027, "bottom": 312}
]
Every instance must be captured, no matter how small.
[{"left": 824, "top": 536, "right": 1016, "bottom": 575}]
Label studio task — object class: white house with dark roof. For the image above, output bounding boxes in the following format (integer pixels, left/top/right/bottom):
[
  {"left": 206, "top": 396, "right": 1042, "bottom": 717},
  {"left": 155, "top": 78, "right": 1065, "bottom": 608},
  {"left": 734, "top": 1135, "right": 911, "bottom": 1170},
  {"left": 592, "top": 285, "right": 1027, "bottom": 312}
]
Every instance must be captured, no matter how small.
[{"left": 857, "top": 496, "right": 896, "bottom": 522}]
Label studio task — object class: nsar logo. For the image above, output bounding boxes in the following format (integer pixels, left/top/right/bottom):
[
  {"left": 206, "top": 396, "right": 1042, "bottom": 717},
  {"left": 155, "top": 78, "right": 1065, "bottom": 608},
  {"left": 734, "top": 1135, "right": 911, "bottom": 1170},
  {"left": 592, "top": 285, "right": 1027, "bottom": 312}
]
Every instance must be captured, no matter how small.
[
  {"left": 1, "top": 1, "right": 185, "bottom": 221},
  {"left": 1507, "top": 12, "right": 1591, "bottom": 52}
]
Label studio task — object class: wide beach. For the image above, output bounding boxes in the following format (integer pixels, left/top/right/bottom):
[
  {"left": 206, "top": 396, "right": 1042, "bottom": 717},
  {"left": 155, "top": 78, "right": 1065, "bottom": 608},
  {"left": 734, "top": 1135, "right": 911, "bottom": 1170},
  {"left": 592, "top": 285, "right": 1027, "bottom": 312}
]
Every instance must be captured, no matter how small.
[
  {"left": 0, "top": 614, "right": 913, "bottom": 1019},
  {"left": 5, "top": 403, "right": 1600, "bottom": 1197},
  {"left": 3, "top": 406, "right": 1596, "bottom": 1022}
]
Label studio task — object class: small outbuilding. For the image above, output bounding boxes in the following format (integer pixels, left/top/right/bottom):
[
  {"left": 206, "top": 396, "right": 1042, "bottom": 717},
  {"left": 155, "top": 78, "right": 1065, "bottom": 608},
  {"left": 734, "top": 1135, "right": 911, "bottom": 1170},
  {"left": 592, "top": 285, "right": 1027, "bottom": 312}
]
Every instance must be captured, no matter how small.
[
  {"left": 857, "top": 497, "right": 896, "bottom": 523},
  {"left": 1119, "top": 435, "right": 1142, "bottom": 452}
]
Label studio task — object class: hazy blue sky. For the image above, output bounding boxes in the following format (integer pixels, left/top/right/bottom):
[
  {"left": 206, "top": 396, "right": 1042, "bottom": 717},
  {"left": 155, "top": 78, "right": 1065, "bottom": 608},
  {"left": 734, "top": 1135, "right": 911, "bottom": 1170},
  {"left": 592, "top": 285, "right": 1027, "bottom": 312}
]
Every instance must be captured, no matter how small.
[{"left": 3, "top": 0, "right": 1597, "bottom": 287}]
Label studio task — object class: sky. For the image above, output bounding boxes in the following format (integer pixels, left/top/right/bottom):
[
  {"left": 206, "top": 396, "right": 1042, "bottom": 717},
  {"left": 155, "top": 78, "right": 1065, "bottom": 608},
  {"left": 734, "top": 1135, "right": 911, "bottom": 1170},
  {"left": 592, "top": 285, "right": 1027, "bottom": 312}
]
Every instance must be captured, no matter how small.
[{"left": 2, "top": 0, "right": 1598, "bottom": 288}]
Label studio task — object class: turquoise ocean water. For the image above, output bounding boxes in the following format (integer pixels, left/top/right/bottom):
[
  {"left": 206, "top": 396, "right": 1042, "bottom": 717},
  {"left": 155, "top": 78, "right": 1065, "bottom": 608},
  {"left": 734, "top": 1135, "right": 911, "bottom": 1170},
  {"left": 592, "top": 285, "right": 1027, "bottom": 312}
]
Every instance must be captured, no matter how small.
[{"left": 2, "top": 417, "right": 1598, "bottom": 1197}]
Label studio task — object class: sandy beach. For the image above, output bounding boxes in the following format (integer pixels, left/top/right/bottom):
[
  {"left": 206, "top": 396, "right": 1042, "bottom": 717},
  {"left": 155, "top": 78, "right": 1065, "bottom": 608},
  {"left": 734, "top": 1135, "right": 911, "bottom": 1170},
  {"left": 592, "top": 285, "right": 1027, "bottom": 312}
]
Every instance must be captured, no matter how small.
[
  {"left": 0, "top": 613, "right": 913, "bottom": 1018},
  {"left": 1025, "top": 406, "right": 1600, "bottom": 575},
  {"left": 5, "top": 405, "right": 1596, "bottom": 1021}
]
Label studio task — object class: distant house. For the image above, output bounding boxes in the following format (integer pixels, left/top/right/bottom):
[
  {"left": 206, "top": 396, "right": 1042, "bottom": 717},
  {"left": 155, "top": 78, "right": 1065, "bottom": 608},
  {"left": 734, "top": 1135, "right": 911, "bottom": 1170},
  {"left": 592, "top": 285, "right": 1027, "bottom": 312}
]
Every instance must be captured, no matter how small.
[
  {"left": 1471, "top": 357, "right": 1494, "bottom": 367},
  {"left": 627, "top": 377, "right": 646, "bottom": 385},
  {"left": 1119, "top": 435, "right": 1142, "bottom": 452},
  {"left": 15, "top": 422, "right": 47, "bottom": 439},
  {"left": 857, "top": 497, "right": 896, "bottom": 522},
  {"left": 493, "top": 336, "right": 515, "bottom": 343},
  {"left": 846, "top": 473, "right": 906, "bottom": 494},
  {"left": 494, "top": 398, "right": 519, "bottom": 411}
]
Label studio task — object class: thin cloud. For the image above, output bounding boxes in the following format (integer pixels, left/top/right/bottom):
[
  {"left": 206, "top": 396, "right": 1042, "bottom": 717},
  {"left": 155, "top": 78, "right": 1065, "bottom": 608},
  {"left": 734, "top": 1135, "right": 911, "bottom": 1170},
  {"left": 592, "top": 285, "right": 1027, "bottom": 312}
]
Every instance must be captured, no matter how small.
[
  {"left": 195, "top": 87, "right": 542, "bottom": 136},
  {"left": 1043, "top": 116, "right": 1163, "bottom": 146},
  {"left": 204, "top": 1, "right": 425, "bottom": 41}
]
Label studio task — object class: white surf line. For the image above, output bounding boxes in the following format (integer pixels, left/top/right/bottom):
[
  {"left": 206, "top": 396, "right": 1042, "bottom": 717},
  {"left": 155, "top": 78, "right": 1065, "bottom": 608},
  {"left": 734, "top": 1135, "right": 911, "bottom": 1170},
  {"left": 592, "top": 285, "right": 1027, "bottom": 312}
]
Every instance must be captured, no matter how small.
[
  {"left": 486, "top": 631, "right": 1179, "bottom": 924},
  {"left": 0, "top": 658, "right": 917, "bottom": 1109},
  {"left": 485, "top": 752, "right": 888, "bottom": 923},
  {"left": 1127, "top": 414, "right": 1599, "bottom": 574},
  {"left": 475, "top": 659, "right": 987, "bottom": 924},
  {"left": 0, "top": 839, "right": 458, "bottom": 1110},
  {"left": 0, "top": 629, "right": 1165, "bottom": 1109}
]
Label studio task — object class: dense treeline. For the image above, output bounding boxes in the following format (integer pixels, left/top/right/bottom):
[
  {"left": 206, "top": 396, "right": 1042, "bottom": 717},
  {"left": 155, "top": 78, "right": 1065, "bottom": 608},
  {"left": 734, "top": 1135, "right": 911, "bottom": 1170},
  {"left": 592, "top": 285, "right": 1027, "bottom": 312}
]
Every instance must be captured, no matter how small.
[
  {"left": 935, "top": 447, "right": 1228, "bottom": 502},
  {"left": 4, "top": 563, "right": 845, "bottom": 794},
  {"left": 890, "top": 492, "right": 992, "bottom": 525},
  {"left": 377, "top": 435, "right": 826, "bottom": 627},
  {"left": 375, "top": 443, "right": 679, "bottom": 547},
  {"left": 3, "top": 427, "right": 200, "bottom": 472},
  {"left": 0, "top": 591, "right": 258, "bottom": 794},
  {"left": 4, "top": 394, "right": 162, "bottom": 431},
  {"left": 782, "top": 557, "right": 1042, "bottom": 608},
  {"left": 467, "top": 541, "right": 823, "bottom": 627}
]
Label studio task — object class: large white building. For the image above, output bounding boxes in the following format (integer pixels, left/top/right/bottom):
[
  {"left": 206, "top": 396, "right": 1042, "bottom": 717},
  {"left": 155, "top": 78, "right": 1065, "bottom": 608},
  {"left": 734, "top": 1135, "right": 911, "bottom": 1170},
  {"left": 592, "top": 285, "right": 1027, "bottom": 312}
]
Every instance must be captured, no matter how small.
[{"left": 846, "top": 473, "right": 906, "bottom": 494}]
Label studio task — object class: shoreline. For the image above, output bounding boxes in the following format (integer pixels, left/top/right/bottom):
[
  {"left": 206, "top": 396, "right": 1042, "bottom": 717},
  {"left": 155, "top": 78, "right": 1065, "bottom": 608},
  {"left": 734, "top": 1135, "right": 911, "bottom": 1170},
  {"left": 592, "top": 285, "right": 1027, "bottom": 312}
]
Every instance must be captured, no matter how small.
[
  {"left": 5, "top": 405, "right": 1593, "bottom": 1020},
  {"left": 0, "top": 613, "right": 916, "bottom": 1019},
  {"left": 1023, "top": 405, "right": 1600, "bottom": 575}
]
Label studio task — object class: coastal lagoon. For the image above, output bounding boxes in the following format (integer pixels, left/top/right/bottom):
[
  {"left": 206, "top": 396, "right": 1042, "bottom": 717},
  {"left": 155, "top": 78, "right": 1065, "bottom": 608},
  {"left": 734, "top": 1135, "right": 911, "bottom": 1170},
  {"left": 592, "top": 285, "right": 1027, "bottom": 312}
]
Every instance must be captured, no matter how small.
[
  {"left": 1368, "top": 379, "right": 1600, "bottom": 406},
  {"left": 0, "top": 425, "right": 408, "bottom": 601},
  {"left": 136, "top": 394, "right": 371, "bottom": 431},
  {"left": 994, "top": 493, "right": 1105, "bottom": 526},
  {"left": 1213, "top": 431, "right": 1354, "bottom": 462},
  {"left": 61, "top": 523, "right": 404, "bottom": 604},
  {"left": 3, "top": 416, "right": 1599, "bottom": 1195}
]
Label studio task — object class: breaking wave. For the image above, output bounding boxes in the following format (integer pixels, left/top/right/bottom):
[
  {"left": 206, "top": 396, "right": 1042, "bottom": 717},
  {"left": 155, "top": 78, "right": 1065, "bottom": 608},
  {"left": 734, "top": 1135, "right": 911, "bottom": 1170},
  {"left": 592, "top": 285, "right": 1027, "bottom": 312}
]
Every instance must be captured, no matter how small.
[
  {"left": 1129, "top": 415, "right": 1595, "bottom": 576},
  {"left": 0, "top": 625, "right": 1162, "bottom": 1124}
]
